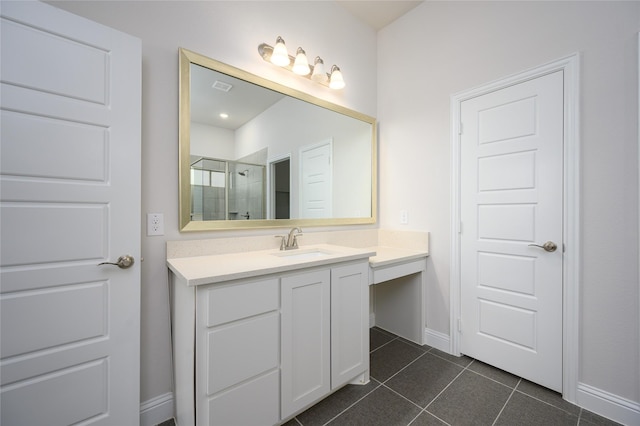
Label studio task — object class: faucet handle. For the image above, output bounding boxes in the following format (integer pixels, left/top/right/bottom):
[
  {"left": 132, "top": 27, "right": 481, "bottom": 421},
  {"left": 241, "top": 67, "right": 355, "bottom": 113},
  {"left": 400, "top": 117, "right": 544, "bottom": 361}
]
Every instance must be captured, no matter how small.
[
  {"left": 275, "top": 235, "right": 286, "bottom": 250},
  {"left": 291, "top": 233, "right": 302, "bottom": 248}
]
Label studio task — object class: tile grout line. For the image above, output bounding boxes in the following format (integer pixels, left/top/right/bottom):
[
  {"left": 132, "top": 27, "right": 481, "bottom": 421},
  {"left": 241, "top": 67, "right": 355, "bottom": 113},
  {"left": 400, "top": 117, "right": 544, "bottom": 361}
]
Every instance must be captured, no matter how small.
[
  {"left": 491, "top": 378, "right": 521, "bottom": 426},
  {"left": 423, "top": 358, "right": 473, "bottom": 412},
  {"left": 371, "top": 333, "right": 439, "bottom": 426},
  {"left": 427, "top": 350, "right": 473, "bottom": 370},
  {"left": 373, "top": 342, "right": 448, "bottom": 426},
  {"left": 512, "top": 387, "right": 581, "bottom": 418},
  {"left": 407, "top": 402, "right": 453, "bottom": 426},
  {"left": 369, "top": 335, "right": 399, "bottom": 355},
  {"left": 318, "top": 336, "right": 432, "bottom": 426},
  {"left": 420, "top": 410, "right": 453, "bottom": 426},
  {"left": 316, "top": 380, "right": 383, "bottom": 426},
  {"left": 454, "top": 356, "right": 582, "bottom": 420},
  {"left": 377, "top": 345, "right": 431, "bottom": 387},
  {"left": 465, "top": 365, "right": 521, "bottom": 391},
  {"left": 379, "top": 380, "right": 427, "bottom": 411}
]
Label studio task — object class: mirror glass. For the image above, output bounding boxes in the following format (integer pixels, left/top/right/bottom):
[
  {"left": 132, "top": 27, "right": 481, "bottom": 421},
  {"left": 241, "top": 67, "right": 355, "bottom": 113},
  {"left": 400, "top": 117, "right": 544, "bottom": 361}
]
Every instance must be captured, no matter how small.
[{"left": 179, "top": 48, "right": 377, "bottom": 231}]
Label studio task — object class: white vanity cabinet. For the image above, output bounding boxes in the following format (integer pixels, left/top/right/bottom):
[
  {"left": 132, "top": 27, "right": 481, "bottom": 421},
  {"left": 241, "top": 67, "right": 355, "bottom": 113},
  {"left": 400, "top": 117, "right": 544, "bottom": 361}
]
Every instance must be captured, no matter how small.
[
  {"left": 329, "top": 263, "right": 370, "bottom": 389},
  {"left": 195, "top": 278, "right": 281, "bottom": 426},
  {"left": 169, "top": 249, "right": 372, "bottom": 426},
  {"left": 280, "top": 262, "right": 369, "bottom": 419},
  {"left": 281, "top": 269, "right": 330, "bottom": 418}
]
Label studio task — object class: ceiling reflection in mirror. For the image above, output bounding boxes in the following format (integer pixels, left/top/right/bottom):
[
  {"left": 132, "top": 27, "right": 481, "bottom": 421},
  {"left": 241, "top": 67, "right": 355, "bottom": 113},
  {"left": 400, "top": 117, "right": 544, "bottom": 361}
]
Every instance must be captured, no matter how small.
[{"left": 179, "top": 48, "right": 377, "bottom": 231}]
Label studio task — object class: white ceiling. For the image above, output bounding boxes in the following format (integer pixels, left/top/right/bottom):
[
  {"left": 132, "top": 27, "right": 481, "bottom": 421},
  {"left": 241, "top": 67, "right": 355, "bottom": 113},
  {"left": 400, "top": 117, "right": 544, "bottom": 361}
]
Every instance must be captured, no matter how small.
[
  {"left": 336, "top": 1, "right": 423, "bottom": 30},
  {"left": 190, "top": 63, "right": 284, "bottom": 130}
]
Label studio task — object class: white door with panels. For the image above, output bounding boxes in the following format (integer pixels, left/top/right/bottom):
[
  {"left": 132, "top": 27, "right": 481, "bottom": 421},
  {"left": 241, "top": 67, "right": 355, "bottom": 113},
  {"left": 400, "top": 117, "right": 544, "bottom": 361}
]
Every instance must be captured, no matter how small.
[
  {"left": 0, "top": 2, "right": 141, "bottom": 424},
  {"left": 459, "top": 71, "right": 564, "bottom": 392},
  {"left": 300, "top": 139, "right": 332, "bottom": 218}
]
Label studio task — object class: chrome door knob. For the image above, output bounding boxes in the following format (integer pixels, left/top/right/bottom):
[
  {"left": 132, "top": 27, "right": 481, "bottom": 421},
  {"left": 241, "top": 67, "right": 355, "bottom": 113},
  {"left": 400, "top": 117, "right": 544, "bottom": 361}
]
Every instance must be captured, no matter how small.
[
  {"left": 98, "top": 255, "right": 135, "bottom": 269},
  {"left": 528, "top": 241, "right": 557, "bottom": 252}
]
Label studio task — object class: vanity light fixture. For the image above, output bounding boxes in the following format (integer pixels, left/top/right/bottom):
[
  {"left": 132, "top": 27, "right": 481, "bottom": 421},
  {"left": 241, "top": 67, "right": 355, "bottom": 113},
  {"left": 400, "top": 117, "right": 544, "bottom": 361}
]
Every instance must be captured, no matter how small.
[
  {"left": 329, "top": 65, "right": 345, "bottom": 90},
  {"left": 311, "top": 57, "right": 326, "bottom": 82},
  {"left": 270, "top": 36, "right": 290, "bottom": 66},
  {"left": 258, "top": 36, "right": 345, "bottom": 89},
  {"left": 292, "top": 47, "right": 310, "bottom": 75}
]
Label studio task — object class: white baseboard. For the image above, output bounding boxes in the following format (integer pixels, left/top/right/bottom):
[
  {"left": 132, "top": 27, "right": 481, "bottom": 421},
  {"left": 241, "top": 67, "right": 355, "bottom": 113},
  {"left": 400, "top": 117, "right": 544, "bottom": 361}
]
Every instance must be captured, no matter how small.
[
  {"left": 140, "top": 392, "right": 174, "bottom": 426},
  {"left": 370, "top": 313, "right": 375, "bottom": 328},
  {"left": 424, "top": 328, "right": 450, "bottom": 353},
  {"left": 577, "top": 382, "right": 640, "bottom": 426}
]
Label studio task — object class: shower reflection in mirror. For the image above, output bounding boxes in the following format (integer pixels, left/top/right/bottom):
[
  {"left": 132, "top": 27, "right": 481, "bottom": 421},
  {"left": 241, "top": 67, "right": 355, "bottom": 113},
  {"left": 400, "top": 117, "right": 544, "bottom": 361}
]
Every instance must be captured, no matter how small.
[{"left": 190, "top": 157, "right": 266, "bottom": 221}]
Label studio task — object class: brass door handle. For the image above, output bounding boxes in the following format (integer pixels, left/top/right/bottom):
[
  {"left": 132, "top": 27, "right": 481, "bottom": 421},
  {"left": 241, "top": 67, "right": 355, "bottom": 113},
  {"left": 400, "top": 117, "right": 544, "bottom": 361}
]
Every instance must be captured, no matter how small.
[
  {"left": 98, "top": 255, "right": 135, "bottom": 269},
  {"left": 528, "top": 241, "right": 557, "bottom": 252}
]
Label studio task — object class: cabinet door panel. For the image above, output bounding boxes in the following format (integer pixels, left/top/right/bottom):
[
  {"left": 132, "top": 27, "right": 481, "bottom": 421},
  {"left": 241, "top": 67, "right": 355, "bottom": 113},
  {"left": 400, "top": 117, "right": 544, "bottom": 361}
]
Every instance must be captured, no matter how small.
[
  {"left": 331, "top": 263, "right": 369, "bottom": 389},
  {"left": 281, "top": 269, "right": 330, "bottom": 418}
]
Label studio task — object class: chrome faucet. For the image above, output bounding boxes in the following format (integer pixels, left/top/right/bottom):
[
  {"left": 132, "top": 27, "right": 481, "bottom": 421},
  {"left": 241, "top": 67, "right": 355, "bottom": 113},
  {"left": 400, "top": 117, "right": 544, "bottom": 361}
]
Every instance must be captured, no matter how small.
[
  {"left": 275, "top": 227, "right": 303, "bottom": 250},
  {"left": 284, "top": 227, "right": 303, "bottom": 250}
]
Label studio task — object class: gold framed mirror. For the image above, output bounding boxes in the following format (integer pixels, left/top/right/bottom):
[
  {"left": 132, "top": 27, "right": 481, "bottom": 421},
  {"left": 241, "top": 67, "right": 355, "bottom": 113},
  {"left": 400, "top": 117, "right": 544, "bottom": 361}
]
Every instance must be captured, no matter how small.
[{"left": 179, "top": 48, "right": 377, "bottom": 231}]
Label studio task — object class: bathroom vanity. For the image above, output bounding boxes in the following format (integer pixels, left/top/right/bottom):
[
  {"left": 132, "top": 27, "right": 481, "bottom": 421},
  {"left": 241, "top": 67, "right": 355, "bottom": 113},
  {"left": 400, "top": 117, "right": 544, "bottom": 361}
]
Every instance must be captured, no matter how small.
[
  {"left": 368, "top": 246, "right": 428, "bottom": 345},
  {"left": 167, "top": 245, "right": 374, "bottom": 426},
  {"left": 171, "top": 47, "right": 430, "bottom": 425}
]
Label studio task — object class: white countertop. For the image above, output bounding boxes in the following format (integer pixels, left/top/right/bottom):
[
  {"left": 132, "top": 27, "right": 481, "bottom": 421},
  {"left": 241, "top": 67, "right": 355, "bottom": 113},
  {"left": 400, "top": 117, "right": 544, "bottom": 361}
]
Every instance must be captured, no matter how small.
[
  {"left": 167, "top": 244, "right": 376, "bottom": 286},
  {"left": 367, "top": 246, "right": 429, "bottom": 268}
]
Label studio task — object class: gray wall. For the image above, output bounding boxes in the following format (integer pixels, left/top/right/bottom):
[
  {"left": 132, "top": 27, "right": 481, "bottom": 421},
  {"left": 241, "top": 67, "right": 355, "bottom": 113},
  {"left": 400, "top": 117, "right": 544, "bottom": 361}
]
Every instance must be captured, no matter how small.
[{"left": 378, "top": 0, "right": 639, "bottom": 405}]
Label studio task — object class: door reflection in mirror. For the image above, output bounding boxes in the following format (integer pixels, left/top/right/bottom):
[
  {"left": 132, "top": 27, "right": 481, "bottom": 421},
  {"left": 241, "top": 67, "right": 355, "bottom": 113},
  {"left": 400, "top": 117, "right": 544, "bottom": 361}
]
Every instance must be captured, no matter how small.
[{"left": 272, "top": 158, "right": 290, "bottom": 219}]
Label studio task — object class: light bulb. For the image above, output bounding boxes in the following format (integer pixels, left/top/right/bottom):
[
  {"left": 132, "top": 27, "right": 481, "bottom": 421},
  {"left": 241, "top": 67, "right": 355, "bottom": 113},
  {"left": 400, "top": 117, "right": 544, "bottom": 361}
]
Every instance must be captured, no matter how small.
[
  {"left": 329, "top": 65, "right": 345, "bottom": 89},
  {"left": 270, "top": 36, "right": 290, "bottom": 67},
  {"left": 292, "top": 47, "right": 310, "bottom": 75},
  {"left": 311, "top": 57, "right": 326, "bottom": 82}
]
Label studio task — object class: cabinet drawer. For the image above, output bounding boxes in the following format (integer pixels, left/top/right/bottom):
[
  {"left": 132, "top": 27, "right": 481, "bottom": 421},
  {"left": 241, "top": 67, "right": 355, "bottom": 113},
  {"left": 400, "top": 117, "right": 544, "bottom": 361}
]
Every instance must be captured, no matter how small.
[
  {"left": 206, "top": 369, "right": 279, "bottom": 426},
  {"left": 207, "top": 312, "right": 279, "bottom": 395},
  {"left": 205, "top": 278, "right": 278, "bottom": 326}
]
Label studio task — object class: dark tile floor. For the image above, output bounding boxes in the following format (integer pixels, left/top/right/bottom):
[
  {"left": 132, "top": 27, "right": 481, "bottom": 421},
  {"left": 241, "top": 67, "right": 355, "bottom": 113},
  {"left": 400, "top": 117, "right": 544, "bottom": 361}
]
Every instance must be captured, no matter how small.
[
  {"left": 283, "top": 328, "right": 620, "bottom": 426},
  {"left": 158, "top": 327, "right": 621, "bottom": 426}
]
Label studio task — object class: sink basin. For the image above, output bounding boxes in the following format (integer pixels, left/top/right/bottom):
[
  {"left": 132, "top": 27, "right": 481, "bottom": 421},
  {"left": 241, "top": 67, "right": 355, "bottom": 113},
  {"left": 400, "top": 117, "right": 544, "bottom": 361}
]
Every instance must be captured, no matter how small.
[{"left": 271, "top": 248, "right": 334, "bottom": 260}]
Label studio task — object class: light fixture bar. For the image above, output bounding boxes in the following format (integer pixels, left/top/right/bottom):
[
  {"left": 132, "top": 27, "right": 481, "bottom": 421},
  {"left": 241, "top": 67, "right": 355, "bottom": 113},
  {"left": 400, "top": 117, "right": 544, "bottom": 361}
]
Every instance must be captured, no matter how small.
[{"left": 258, "top": 42, "right": 344, "bottom": 89}]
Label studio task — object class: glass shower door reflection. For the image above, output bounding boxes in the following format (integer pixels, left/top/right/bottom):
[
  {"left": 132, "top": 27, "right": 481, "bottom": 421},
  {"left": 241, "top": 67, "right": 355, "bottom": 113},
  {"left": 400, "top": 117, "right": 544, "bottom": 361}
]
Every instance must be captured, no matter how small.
[
  {"left": 228, "top": 162, "right": 266, "bottom": 220},
  {"left": 190, "top": 157, "right": 265, "bottom": 221},
  {"left": 190, "top": 157, "right": 227, "bottom": 221}
]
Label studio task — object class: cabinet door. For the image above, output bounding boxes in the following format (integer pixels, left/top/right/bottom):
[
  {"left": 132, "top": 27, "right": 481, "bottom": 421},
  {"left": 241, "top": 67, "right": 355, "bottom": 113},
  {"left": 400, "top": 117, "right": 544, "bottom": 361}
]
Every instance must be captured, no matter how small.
[
  {"left": 331, "top": 262, "right": 369, "bottom": 389},
  {"left": 281, "top": 269, "right": 330, "bottom": 418}
]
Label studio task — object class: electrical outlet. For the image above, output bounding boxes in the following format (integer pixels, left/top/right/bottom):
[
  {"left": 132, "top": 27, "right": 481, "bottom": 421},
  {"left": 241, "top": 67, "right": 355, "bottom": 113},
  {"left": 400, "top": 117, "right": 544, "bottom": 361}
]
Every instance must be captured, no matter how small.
[
  {"left": 147, "top": 213, "right": 164, "bottom": 236},
  {"left": 400, "top": 210, "right": 408, "bottom": 225}
]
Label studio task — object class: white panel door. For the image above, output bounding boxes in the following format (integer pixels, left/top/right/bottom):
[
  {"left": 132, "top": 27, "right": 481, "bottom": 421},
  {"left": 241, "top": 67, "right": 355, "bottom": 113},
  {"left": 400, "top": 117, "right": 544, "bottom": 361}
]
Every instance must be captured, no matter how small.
[
  {"left": 460, "top": 71, "right": 563, "bottom": 392},
  {"left": 300, "top": 139, "right": 332, "bottom": 218},
  {"left": 0, "top": 2, "right": 141, "bottom": 425}
]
